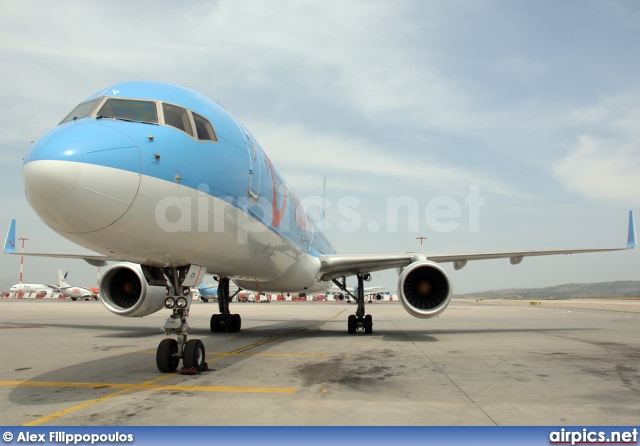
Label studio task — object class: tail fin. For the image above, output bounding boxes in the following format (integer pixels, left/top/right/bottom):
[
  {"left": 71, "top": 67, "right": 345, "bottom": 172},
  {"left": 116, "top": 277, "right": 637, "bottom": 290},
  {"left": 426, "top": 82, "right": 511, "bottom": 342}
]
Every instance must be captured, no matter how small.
[
  {"left": 317, "top": 175, "right": 327, "bottom": 231},
  {"left": 4, "top": 219, "right": 16, "bottom": 253},
  {"left": 58, "top": 269, "right": 69, "bottom": 288},
  {"left": 627, "top": 210, "right": 636, "bottom": 249}
]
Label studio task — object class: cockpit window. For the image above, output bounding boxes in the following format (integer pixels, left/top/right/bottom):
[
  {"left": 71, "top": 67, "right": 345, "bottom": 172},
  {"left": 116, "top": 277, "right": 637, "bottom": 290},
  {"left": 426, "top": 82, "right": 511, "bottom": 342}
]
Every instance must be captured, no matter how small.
[
  {"left": 60, "top": 98, "right": 101, "bottom": 124},
  {"left": 97, "top": 98, "right": 158, "bottom": 124},
  {"left": 192, "top": 112, "right": 217, "bottom": 141},
  {"left": 162, "top": 103, "right": 193, "bottom": 136}
]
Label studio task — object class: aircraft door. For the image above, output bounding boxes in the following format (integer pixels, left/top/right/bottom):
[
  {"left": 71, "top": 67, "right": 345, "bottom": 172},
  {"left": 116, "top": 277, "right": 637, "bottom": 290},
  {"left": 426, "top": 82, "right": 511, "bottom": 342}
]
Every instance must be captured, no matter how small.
[{"left": 245, "top": 133, "right": 261, "bottom": 201}]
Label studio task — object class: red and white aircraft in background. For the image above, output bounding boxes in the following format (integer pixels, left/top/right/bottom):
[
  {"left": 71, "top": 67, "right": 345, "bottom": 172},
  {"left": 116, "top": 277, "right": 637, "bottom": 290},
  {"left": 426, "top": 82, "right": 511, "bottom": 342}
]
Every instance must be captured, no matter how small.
[{"left": 58, "top": 269, "right": 98, "bottom": 301}]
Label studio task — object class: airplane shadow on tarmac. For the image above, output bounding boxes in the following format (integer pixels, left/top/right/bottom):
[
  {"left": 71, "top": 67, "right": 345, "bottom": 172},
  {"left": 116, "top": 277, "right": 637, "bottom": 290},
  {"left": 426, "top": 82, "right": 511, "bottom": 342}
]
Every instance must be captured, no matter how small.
[{"left": 8, "top": 317, "right": 595, "bottom": 408}]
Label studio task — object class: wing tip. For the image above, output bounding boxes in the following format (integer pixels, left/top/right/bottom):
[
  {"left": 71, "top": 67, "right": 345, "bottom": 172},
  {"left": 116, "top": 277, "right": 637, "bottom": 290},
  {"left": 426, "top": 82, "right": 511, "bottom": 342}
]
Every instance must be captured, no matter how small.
[
  {"left": 627, "top": 210, "right": 636, "bottom": 249},
  {"left": 4, "top": 219, "right": 16, "bottom": 254}
]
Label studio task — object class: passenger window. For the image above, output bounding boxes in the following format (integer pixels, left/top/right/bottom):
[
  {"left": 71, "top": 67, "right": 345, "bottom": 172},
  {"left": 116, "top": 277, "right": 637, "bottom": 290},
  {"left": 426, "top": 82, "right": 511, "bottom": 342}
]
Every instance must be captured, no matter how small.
[
  {"left": 97, "top": 98, "right": 158, "bottom": 124},
  {"left": 60, "top": 98, "right": 101, "bottom": 124},
  {"left": 163, "top": 103, "right": 193, "bottom": 136},
  {"left": 192, "top": 112, "right": 217, "bottom": 141}
]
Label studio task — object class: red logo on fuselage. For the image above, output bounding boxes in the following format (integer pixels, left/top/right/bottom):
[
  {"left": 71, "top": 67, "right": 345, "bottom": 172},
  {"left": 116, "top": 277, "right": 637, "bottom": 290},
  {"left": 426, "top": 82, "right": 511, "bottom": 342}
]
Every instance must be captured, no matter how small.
[{"left": 264, "top": 155, "right": 287, "bottom": 228}]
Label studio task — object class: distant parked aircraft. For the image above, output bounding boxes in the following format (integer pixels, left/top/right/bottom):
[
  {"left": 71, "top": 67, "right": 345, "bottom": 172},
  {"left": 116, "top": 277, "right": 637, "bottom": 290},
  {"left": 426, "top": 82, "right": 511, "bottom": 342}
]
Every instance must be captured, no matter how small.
[
  {"left": 58, "top": 269, "right": 97, "bottom": 300},
  {"left": 9, "top": 283, "right": 58, "bottom": 299}
]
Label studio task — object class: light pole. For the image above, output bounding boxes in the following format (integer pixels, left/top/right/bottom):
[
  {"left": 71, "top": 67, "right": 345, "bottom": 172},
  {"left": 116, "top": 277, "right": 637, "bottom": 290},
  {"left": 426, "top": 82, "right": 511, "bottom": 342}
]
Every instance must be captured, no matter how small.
[{"left": 18, "top": 237, "right": 28, "bottom": 298}]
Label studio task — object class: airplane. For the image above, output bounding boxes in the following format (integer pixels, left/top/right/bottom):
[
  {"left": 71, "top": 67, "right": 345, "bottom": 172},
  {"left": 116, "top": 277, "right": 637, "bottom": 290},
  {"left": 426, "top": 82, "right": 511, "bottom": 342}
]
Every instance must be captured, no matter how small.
[
  {"left": 5, "top": 80, "right": 636, "bottom": 373},
  {"left": 8, "top": 283, "right": 58, "bottom": 299},
  {"left": 58, "top": 269, "right": 98, "bottom": 300},
  {"left": 193, "top": 277, "right": 243, "bottom": 302},
  {"left": 195, "top": 282, "right": 219, "bottom": 302}
]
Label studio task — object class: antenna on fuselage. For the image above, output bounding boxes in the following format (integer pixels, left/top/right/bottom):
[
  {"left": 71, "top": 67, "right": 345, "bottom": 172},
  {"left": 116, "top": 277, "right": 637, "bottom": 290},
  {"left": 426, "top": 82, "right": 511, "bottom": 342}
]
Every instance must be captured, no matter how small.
[{"left": 416, "top": 236, "right": 427, "bottom": 254}]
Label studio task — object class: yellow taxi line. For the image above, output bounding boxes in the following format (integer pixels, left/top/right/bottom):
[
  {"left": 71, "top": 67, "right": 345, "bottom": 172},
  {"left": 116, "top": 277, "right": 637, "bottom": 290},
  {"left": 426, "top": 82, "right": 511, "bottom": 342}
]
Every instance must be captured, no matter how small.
[{"left": 0, "top": 380, "right": 295, "bottom": 394}]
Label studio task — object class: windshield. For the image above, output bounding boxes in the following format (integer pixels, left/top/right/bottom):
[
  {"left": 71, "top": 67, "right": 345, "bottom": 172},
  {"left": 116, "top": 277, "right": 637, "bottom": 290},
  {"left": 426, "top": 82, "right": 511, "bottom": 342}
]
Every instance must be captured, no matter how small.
[
  {"left": 97, "top": 98, "right": 158, "bottom": 124},
  {"left": 60, "top": 98, "right": 101, "bottom": 124}
]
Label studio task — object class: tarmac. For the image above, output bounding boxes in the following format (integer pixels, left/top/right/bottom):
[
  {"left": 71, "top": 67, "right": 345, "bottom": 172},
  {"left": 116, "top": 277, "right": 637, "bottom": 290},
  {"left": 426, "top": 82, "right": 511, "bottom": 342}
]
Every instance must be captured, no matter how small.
[{"left": 1, "top": 298, "right": 639, "bottom": 426}]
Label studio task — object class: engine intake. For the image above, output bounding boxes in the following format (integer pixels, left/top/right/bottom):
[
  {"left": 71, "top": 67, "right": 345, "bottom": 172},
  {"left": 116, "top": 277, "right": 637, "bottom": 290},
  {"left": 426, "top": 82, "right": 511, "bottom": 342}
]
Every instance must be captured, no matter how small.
[
  {"left": 99, "top": 263, "right": 168, "bottom": 317},
  {"left": 397, "top": 261, "right": 452, "bottom": 319}
]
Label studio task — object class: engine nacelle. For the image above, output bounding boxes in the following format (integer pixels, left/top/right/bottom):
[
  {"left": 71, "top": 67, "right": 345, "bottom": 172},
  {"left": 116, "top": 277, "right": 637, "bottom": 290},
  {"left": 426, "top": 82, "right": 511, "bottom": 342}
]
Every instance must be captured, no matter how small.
[
  {"left": 99, "top": 263, "right": 168, "bottom": 317},
  {"left": 397, "top": 261, "right": 452, "bottom": 319}
]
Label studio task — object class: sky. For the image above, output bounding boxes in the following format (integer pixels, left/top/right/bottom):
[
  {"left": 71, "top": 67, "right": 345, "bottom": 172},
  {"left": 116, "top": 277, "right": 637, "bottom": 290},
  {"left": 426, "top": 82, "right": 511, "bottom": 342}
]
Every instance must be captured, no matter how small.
[{"left": 0, "top": 0, "right": 639, "bottom": 294}]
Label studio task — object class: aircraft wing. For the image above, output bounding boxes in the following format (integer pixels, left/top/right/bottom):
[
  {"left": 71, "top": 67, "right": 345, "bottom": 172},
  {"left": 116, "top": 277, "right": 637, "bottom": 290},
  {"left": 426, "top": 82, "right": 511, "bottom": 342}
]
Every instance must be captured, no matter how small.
[
  {"left": 4, "top": 219, "right": 117, "bottom": 267},
  {"left": 319, "top": 211, "right": 636, "bottom": 280}
]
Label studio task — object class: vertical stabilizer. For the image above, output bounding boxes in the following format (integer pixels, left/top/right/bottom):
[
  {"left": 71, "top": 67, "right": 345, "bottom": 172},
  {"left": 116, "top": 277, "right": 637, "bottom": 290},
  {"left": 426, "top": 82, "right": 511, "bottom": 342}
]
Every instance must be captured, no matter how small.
[
  {"left": 58, "top": 269, "right": 69, "bottom": 288},
  {"left": 317, "top": 175, "right": 327, "bottom": 231},
  {"left": 308, "top": 176, "right": 327, "bottom": 251},
  {"left": 4, "top": 219, "right": 16, "bottom": 253}
]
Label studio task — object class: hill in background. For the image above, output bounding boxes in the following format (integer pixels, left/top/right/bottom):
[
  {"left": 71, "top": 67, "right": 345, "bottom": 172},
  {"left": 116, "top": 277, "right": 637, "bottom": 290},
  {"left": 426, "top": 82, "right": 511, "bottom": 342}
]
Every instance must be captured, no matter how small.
[{"left": 457, "top": 281, "right": 640, "bottom": 300}]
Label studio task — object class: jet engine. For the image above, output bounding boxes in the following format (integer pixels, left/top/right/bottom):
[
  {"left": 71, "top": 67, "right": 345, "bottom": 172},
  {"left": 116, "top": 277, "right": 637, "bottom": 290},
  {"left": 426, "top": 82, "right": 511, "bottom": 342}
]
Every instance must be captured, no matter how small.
[
  {"left": 397, "top": 261, "right": 452, "bottom": 319},
  {"left": 99, "top": 263, "right": 168, "bottom": 317}
]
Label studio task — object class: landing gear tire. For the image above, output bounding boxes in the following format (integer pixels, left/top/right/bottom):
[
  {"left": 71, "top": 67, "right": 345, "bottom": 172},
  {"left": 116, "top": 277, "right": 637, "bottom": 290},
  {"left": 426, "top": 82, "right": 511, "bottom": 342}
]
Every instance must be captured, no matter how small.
[
  {"left": 183, "top": 339, "right": 206, "bottom": 371},
  {"left": 156, "top": 338, "right": 180, "bottom": 373},
  {"left": 347, "top": 315, "right": 356, "bottom": 334},
  {"left": 226, "top": 314, "right": 241, "bottom": 332},
  {"left": 210, "top": 314, "right": 222, "bottom": 332},
  {"left": 364, "top": 314, "right": 373, "bottom": 334}
]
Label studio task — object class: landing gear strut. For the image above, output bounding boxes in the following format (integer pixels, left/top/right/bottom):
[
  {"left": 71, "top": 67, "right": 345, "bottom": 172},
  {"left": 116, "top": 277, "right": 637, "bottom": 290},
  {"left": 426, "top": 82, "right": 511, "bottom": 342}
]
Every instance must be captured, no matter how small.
[
  {"left": 210, "top": 277, "right": 242, "bottom": 333},
  {"left": 334, "top": 273, "right": 373, "bottom": 335},
  {"left": 155, "top": 266, "right": 207, "bottom": 373}
]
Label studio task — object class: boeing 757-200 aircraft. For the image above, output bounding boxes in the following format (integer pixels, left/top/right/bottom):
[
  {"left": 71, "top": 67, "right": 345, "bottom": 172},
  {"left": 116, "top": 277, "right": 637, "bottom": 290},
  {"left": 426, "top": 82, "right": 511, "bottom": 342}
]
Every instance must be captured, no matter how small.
[{"left": 5, "top": 81, "right": 636, "bottom": 372}]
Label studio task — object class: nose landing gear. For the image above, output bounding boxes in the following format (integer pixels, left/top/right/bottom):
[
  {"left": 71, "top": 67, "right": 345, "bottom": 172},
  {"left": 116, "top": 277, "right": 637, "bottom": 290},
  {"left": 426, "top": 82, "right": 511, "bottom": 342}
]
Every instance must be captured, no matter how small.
[{"left": 154, "top": 265, "right": 208, "bottom": 373}]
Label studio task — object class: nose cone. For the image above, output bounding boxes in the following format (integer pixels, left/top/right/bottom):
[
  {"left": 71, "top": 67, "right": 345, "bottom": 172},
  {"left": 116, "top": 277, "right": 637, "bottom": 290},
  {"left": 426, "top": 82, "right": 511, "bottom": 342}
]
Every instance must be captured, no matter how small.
[{"left": 23, "top": 121, "right": 142, "bottom": 234}]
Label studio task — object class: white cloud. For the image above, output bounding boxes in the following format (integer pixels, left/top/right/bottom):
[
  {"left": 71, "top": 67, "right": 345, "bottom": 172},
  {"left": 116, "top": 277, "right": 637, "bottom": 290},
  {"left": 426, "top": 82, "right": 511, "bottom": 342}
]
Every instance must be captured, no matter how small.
[
  {"left": 554, "top": 135, "right": 640, "bottom": 207},
  {"left": 555, "top": 89, "right": 640, "bottom": 207}
]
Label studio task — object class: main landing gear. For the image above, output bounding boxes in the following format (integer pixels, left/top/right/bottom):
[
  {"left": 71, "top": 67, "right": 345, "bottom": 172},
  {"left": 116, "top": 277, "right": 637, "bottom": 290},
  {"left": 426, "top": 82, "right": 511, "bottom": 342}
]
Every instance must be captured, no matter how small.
[
  {"left": 334, "top": 273, "right": 374, "bottom": 335},
  {"left": 155, "top": 266, "right": 207, "bottom": 373},
  {"left": 210, "top": 277, "right": 242, "bottom": 333}
]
